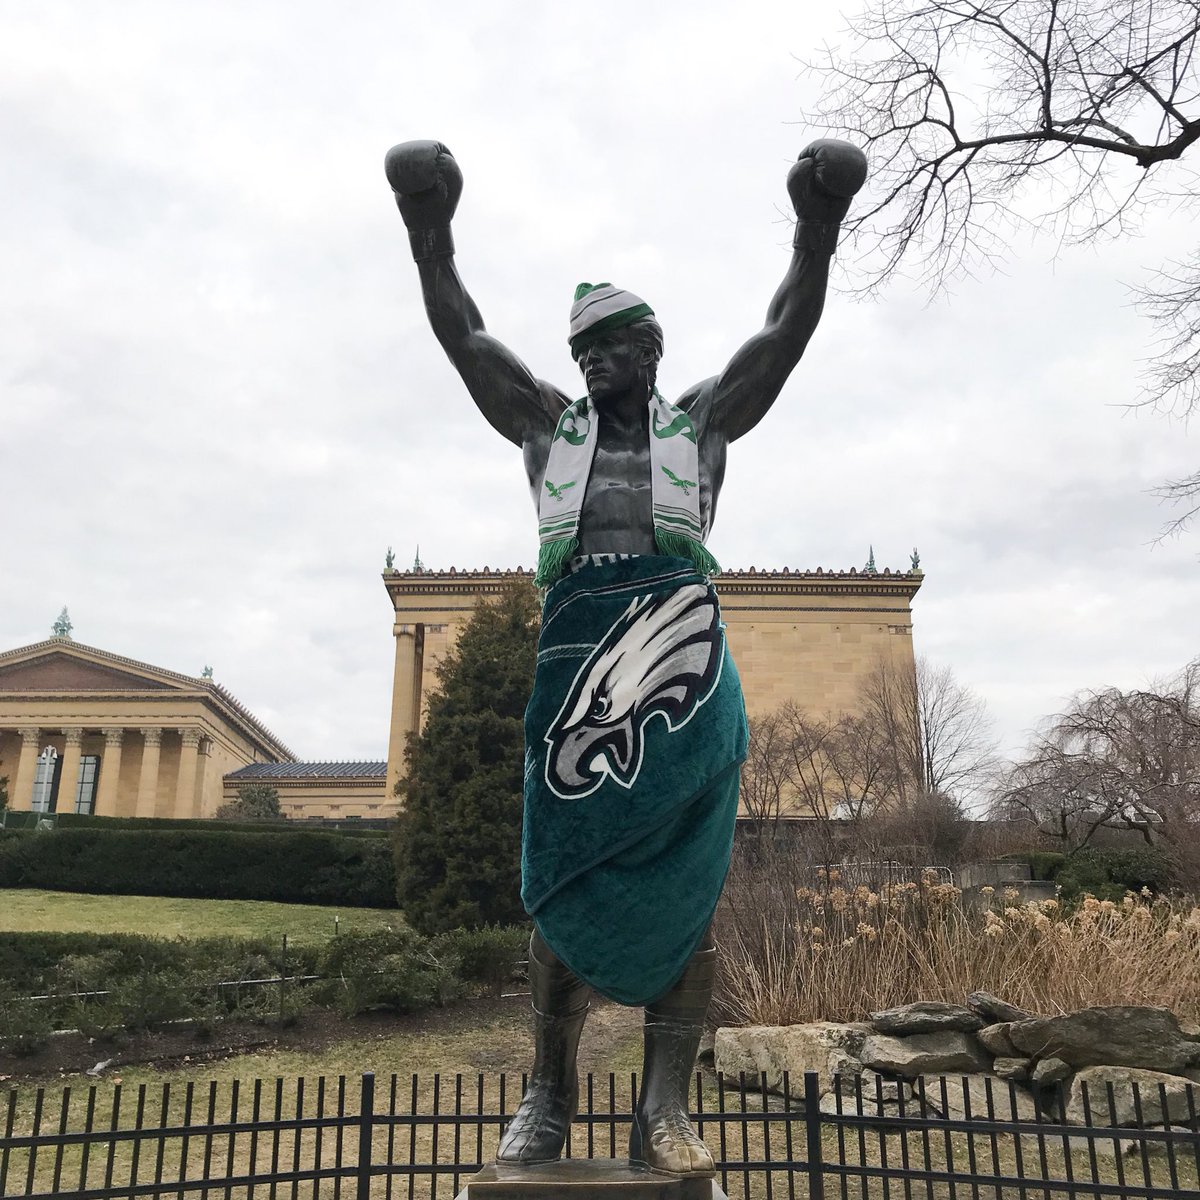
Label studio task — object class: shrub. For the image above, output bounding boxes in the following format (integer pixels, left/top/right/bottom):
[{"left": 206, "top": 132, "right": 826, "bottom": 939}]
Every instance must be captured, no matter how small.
[
  {"left": 0, "top": 828, "right": 396, "bottom": 906},
  {"left": 0, "top": 984, "right": 53, "bottom": 1055},
  {"left": 317, "top": 928, "right": 461, "bottom": 1015},
  {"left": 0, "top": 932, "right": 323, "bottom": 1034},
  {"left": 216, "top": 783, "right": 283, "bottom": 822},
  {"left": 68, "top": 997, "right": 126, "bottom": 1043},
  {"left": 0, "top": 922, "right": 512, "bottom": 1039},
  {"left": 434, "top": 925, "right": 530, "bottom": 996},
  {"left": 110, "top": 967, "right": 196, "bottom": 1031},
  {"left": 1056, "top": 846, "right": 1173, "bottom": 903},
  {"left": 0, "top": 932, "right": 155, "bottom": 993},
  {"left": 1022, "top": 850, "right": 1068, "bottom": 881}
]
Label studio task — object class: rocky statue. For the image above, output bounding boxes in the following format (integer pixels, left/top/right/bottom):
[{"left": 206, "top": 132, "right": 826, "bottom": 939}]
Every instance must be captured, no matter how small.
[{"left": 385, "top": 135, "right": 866, "bottom": 1178}]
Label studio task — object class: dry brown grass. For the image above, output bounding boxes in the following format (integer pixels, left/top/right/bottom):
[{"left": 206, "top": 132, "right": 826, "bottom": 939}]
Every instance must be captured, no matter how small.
[{"left": 715, "top": 866, "right": 1200, "bottom": 1027}]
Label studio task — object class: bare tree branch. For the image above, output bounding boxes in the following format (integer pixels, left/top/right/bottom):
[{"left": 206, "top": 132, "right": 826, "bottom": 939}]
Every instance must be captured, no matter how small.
[
  {"left": 992, "top": 657, "right": 1200, "bottom": 849},
  {"left": 804, "top": 0, "right": 1200, "bottom": 530}
]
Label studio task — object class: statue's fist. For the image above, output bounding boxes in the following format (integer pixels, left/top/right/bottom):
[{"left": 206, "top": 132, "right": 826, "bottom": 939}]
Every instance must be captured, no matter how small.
[
  {"left": 787, "top": 140, "right": 868, "bottom": 226},
  {"left": 384, "top": 140, "right": 463, "bottom": 231}
]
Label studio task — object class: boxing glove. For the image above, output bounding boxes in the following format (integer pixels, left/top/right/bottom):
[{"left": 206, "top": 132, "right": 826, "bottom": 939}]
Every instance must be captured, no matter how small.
[
  {"left": 384, "top": 140, "right": 463, "bottom": 261},
  {"left": 787, "top": 139, "right": 868, "bottom": 254}
]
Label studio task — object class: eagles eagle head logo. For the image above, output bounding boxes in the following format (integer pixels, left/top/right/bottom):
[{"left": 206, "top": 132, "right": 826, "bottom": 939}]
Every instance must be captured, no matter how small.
[{"left": 544, "top": 584, "right": 723, "bottom": 799}]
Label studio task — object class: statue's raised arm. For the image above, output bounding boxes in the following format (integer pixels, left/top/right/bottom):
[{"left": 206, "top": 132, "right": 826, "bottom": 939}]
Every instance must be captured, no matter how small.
[
  {"left": 385, "top": 140, "right": 564, "bottom": 447},
  {"left": 691, "top": 140, "right": 868, "bottom": 442}
]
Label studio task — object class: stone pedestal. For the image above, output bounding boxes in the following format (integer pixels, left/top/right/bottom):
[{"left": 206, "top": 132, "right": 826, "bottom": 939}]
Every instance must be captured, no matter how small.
[{"left": 456, "top": 1160, "right": 725, "bottom": 1200}]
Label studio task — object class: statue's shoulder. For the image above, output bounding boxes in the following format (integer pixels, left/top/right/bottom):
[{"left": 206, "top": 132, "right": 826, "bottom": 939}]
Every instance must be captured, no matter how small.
[
  {"left": 539, "top": 379, "right": 574, "bottom": 416},
  {"left": 675, "top": 375, "right": 718, "bottom": 423}
]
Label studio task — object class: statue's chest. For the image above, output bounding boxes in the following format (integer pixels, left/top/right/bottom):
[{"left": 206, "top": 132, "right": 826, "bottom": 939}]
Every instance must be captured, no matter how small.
[
  {"left": 586, "top": 437, "right": 652, "bottom": 495},
  {"left": 578, "top": 436, "right": 654, "bottom": 535}
]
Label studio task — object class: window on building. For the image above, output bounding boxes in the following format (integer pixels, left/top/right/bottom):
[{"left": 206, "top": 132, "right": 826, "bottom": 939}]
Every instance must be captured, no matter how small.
[
  {"left": 75, "top": 755, "right": 101, "bottom": 815},
  {"left": 30, "top": 747, "right": 60, "bottom": 813}
]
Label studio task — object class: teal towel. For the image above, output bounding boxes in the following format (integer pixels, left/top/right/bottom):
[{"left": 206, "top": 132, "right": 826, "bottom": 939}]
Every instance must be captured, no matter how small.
[{"left": 522, "top": 555, "right": 748, "bottom": 1005}]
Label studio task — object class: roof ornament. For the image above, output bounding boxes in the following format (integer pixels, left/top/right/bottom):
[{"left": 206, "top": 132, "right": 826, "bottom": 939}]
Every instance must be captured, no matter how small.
[
  {"left": 910, "top": 546, "right": 922, "bottom": 573},
  {"left": 201, "top": 665, "right": 214, "bottom": 679},
  {"left": 52, "top": 607, "right": 73, "bottom": 639},
  {"left": 863, "top": 546, "right": 878, "bottom": 575},
  {"left": 413, "top": 544, "right": 425, "bottom": 572},
  {"left": 385, "top": 546, "right": 395, "bottom": 569}
]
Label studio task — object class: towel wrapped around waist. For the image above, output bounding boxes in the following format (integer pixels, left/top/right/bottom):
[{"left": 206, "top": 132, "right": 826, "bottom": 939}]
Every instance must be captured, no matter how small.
[{"left": 521, "top": 555, "right": 748, "bottom": 1006}]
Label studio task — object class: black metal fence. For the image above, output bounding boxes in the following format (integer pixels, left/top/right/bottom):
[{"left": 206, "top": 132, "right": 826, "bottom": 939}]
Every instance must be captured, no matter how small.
[{"left": 2, "top": 1070, "right": 1198, "bottom": 1200}]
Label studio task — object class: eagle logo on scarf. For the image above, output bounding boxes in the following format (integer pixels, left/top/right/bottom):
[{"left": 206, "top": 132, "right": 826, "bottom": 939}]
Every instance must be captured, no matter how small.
[{"left": 544, "top": 585, "right": 724, "bottom": 800}]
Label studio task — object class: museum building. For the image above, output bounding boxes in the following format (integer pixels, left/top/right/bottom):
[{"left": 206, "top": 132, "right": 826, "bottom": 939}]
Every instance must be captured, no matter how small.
[
  {"left": 0, "top": 636, "right": 296, "bottom": 820},
  {"left": 382, "top": 559, "right": 923, "bottom": 794},
  {"left": 1, "top": 558, "right": 922, "bottom": 821}
]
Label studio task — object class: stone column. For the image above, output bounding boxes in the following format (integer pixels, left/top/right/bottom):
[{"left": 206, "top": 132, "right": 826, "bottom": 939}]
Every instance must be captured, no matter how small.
[
  {"left": 136, "top": 728, "right": 163, "bottom": 818},
  {"left": 192, "top": 738, "right": 211, "bottom": 817},
  {"left": 175, "top": 729, "right": 201, "bottom": 818},
  {"left": 13, "top": 728, "right": 41, "bottom": 810},
  {"left": 56, "top": 728, "right": 85, "bottom": 815},
  {"left": 95, "top": 728, "right": 125, "bottom": 817},
  {"left": 386, "top": 623, "right": 424, "bottom": 799}
]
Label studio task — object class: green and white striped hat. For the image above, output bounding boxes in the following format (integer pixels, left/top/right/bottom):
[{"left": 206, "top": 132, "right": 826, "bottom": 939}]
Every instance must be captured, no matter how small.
[{"left": 569, "top": 282, "right": 654, "bottom": 359}]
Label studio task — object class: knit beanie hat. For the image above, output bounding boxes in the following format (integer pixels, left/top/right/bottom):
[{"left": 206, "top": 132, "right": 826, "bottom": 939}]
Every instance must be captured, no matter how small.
[{"left": 568, "top": 282, "right": 654, "bottom": 359}]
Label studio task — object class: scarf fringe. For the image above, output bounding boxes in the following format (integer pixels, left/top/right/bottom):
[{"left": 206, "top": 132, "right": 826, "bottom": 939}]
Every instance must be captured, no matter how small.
[
  {"left": 654, "top": 529, "right": 721, "bottom": 578},
  {"left": 536, "top": 532, "right": 719, "bottom": 588},
  {"left": 535, "top": 536, "right": 579, "bottom": 589}
]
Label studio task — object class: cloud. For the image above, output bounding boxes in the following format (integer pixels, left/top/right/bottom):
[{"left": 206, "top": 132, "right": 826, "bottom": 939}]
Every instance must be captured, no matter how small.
[{"left": 1, "top": 0, "right": 1196, "bottom": 768}]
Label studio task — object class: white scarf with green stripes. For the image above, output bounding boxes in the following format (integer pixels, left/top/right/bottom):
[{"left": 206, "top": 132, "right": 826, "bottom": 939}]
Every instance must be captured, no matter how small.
[{"left": 534, "top": 388, "right": 720, "bottom": 587}]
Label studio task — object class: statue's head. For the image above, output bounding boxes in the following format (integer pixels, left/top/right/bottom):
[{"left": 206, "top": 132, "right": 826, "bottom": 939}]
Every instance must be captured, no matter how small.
[{"left": 569, "top": 282, "right": 663, "bottom": 400}]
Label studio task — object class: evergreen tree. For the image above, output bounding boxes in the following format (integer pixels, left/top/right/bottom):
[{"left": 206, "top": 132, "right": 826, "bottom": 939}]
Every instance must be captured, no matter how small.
[
  {"left": 216, "top": 783, "right": 282, "bottom": 821},
  {"left": 394, "top": 581, "right": 539, "bottom": 934}
]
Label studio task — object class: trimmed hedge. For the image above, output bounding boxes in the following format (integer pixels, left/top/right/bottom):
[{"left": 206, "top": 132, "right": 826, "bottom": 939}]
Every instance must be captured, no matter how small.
[
  {"left": 0, "top": 828, "right": 396, "bottom": 907},
  {"left": 3, "top": 812, "right": 388, "bottom": 837}
]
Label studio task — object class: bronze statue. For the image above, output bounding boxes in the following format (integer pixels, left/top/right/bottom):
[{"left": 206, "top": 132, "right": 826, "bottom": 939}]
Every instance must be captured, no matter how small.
[{"left": 386, "top": 137, "right": 866, "bottom": 1177}]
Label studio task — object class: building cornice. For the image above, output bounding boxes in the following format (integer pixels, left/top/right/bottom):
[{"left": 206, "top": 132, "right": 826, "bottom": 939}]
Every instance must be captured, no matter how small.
[
  {"left": 383, "top": 566, "right": 924, "bottom": 602},
  {"left": 224, "top": 777, "right": 387, "bottom": 790},
  {"left": 0, "top": 639, "right": 295, "bottom": 761}
]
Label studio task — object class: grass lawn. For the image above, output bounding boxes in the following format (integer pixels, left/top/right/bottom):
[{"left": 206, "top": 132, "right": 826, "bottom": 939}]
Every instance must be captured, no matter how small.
[{"left": 0, "top": 888, "right": 402, "bottom": 944}]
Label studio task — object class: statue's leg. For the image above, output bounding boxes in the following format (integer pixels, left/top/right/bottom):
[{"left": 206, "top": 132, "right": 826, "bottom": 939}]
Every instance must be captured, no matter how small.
[
  {"left": 629, "top": 932, "right": 716, "bottom": 1176},
  {"left": 496, "top": 929, "right": 591, "bottom": 1164}
]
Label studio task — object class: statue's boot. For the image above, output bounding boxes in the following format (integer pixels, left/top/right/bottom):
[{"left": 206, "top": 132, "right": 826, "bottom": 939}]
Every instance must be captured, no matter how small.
[
  {"left": 629, "top": 945, "right": 717, "bottom": 1177},
  {"left": 496, "top": 932, "right": 590, "bottom": 1164}
]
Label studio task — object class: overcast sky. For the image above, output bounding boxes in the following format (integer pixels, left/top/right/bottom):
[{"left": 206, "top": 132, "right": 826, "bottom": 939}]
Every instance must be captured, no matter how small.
[{"left": 2, "top": 0, "right": 1196, "bottom": 770}]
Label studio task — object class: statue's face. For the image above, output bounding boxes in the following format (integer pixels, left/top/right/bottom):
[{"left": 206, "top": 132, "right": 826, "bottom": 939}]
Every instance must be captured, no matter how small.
[{"left": 578, "top": 328, "right": 646, "bottom": 402}]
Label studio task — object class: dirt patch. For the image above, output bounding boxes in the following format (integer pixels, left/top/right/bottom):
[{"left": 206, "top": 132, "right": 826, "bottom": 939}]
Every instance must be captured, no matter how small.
[{"left": 0, "top": 994, "right": 645, "bottom": 1087}]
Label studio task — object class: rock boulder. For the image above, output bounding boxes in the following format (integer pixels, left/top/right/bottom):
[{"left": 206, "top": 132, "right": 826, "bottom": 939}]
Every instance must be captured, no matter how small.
[
  {"left": 1030, "top": 1057, "right": 1071, "bottom": 1088},
  {"left": 870, "top": 1001, "right": 985, "bottom": 1035},
  {"left": 835, "top": 1068, "right": 910, "bottom": 1102},
  {"left": 920, "top": 1074, "right": 1040, "bottom": 1122},
  {"left": 967, "top": 991, "right": 1030, "bottom": 1024},
  {"left": 992, "top": 1057, "right": 1030, "bottom": 1082},
  {"left": 1008, "top": 1007, "right": 1200, "bottom": 1073},
  {"left": 861, "top": 1031, "right": 989, "bottom": 1077},
  {"left": 714, "top": 1022, "right": 868, "bottom": 1097},
  {"left": 977, "top": 1023, "right": 1018, "bottom": 1057},
  {"left": 1064, "top": 1066, "right": 1199, "bottom": 1127}
]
